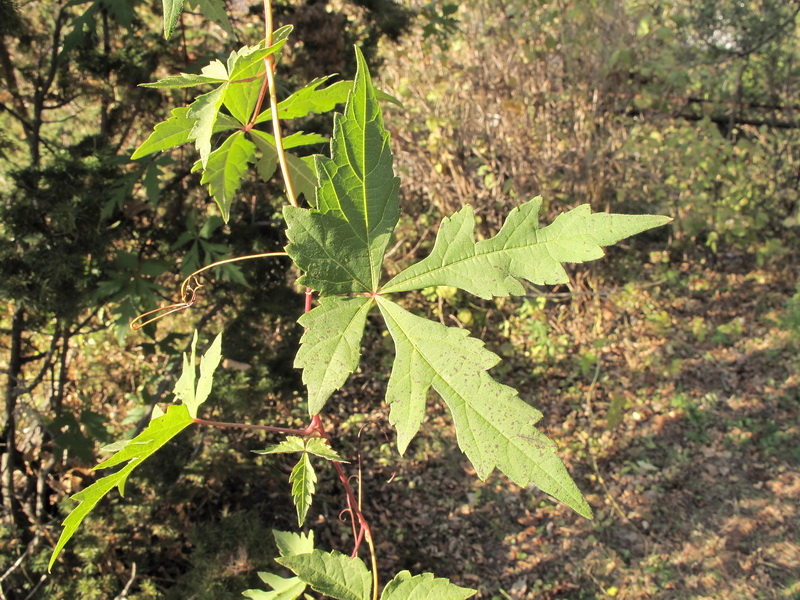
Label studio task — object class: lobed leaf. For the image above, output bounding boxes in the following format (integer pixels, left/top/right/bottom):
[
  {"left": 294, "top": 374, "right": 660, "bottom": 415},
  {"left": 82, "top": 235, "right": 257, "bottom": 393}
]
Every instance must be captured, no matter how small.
[
  {"left": 188, "top": 85, "right": 228, "bottom": 167},
  {"left": 295, "top": 296, "right": 371, "bottom": 414},
  {"left": 278, "top": 550, "right": 372, "bottom": 600},
  {"left": 382, "top": 198, "right": 671, "bottom": 297},
  {"left": 132, "top": 107, "right": 196, "bottom": 159},
  {"left": 284, "top": 207, "right": 375, "bottom": 294},
  {"left": 376, "top": 297, "right": 592, "bottom": 518},
  {"left": 200, "top": 131, "right": 256, "bottom": 221},
  {"left": 243, "top": 576, "right": 307, "bottom": 600},
  {"left": 285, "top": 48, "right": 400, "bottom": 293},
  {"left": 191, "top": 332, "right": 223, "bottom": 417},
  {"left": 244, "top": 531, "right": 314, "bottom": 599},
  {"left": 162, "top": 0, "right": 184, "bottom": 39},
  {"left": 273, "top": 529, "right": 315, "bottom": 557},
  {"left": 49, "top": 333, "right": 223, "bottom": 569},
  {"left": 48, "top": 405, "right": 193, "bottom": 570},
  {"left": 380, "top": 571, "right": 476, "bottom": 600},
  {"left": 289, "top": 453, "right": 316, "bottom": 526}
]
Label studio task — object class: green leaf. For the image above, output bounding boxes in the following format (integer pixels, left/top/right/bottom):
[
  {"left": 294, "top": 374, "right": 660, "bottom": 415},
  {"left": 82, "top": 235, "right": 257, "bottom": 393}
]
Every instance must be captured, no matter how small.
[
  {"left": 258, "top": 436, "right": 308, "bottom": 454},
  {"left": 162, "top": 0, "right": 185, "bottom": 39},
  {"left": 243, "top": 531, "right": 313, "bottom": 600},
  {"left": 256, "top": 437, "right": 343, "bottom": 461},
  {"left": 48, "top": 404, "right": 193, "bottom": 570},
  {"left": 227, "top": 39, "right": 288, "bottom": 81},
  {"left": 255, "top": 76, "right": 351, "bottom": 125},
  {"left": 140, "top": 72, "right": 227, "bottom": 89},
  {"left": 243, "top": 575, "right": 307, "bottom": 600},
  {"left": 256, "top": 440, "right": 342, "bottom": 525},
  {"left": 285, "top": 48, "right": 400, "bottom": 293},
  {"left": 274, "top": 529, "right": 315, "bottom": 557},
  {"left": 173, "top": 331, "right": 198, "bottom": 406},
  {"left": 192, "top": 332, "right": 222, "bottom": 416},
  {"left": 282, "top": 132, "right": 328, "bottom": 149},
  {"left": 278, "top": 550, "right": 372, "bottom": 600},
  {"left": 289, "top": 453, "right": 316, "bottom": 526},
  {"left": 248, "top": 131, "right": 320, "bottom": 203},
  {"left": 376, "top": 296, "right": 592, "bottom": 518},
  {"left": 172, "top": 331, "right": 223, "bottom": 418},
  {"left": 132, "top": 107, "right": 195, "bottom": 159},
  {"left": 303, "top": 438, "right": 344, "bottom": 462},
  {"left": 188, "top": 84, "right": 228, "bottom": 167},
  {"left": 250, "top": 130, "right": 279, "bottom": 182},
  {"left": 284, "top": 207, "right": 374, "bottom": 295},
  {"left": 224, "top": 75, "right": 264, "bottom": 125},
  {"left": 380, "top": 571, "right": 476, "bottom": 600},
  {"left": 223, "top": 39, "right": 288, "bottom": 124},
  {"left": 186, "top": 0, "right": 232, "bottom": 33},
  {"left": 286, "top": 153, "right": 318, "bottom": 205},
  {"left": 383, "top": 199, "right": 672, "bottom": 297},
  {"left": 132, "top": 110, "right": 239, "bottom": 161},
  {"left": 295, "top": 296, "right": 371, "bottom": 414},
  {"left": 314, "top": 48, "right": 400, "bottom": 290},
  {"left": 200, "top": 131, "right": 256, "bottom": 221}
]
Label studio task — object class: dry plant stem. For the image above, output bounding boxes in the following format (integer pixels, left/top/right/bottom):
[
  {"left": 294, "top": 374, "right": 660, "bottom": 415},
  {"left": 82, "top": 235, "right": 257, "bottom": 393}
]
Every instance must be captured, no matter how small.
[
  {"left": 130, "top": 252, "right": 289, "bottom": 330},
  {"left": 193, "top": 418, "right": 316, "bottom": 436},
  {"left": 178, "top": 252, "right": 288, "bottom": 298}
]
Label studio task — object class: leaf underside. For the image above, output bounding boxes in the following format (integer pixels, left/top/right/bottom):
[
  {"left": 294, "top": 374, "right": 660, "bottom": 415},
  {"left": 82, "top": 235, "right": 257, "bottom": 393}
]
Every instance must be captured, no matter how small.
[
  {"left": 49, "top": 333, "right": 223, "bottom": 569},
  {"left": 382, "top": 199, "right": 672, "bottom": 297},
  {"left": 380, "top": 571, "right": 476, "bottom": 600},
  {"left": 278, "top": 550, "right": 372, "bottom": 600},
  {"left": 286, "top": 48, "right": 670, "bottom": 518},
  {"left": 377, "top": 296, "right": 592, "bottom": 518}
]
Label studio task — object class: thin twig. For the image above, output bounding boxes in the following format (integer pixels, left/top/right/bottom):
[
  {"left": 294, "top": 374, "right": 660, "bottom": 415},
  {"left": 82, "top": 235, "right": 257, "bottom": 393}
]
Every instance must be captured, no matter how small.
[
  {"left": 112, "top": 562, "right": 137, "bottom": 600},
  {"left": 130, "top": 252, "right": 288, "bottom": 330}
]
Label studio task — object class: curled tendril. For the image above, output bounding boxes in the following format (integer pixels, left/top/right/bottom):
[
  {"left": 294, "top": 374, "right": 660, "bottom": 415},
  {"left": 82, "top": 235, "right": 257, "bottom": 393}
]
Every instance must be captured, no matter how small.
[{"left": 129, "top": 252, "right": 289, "bottom": 330}]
